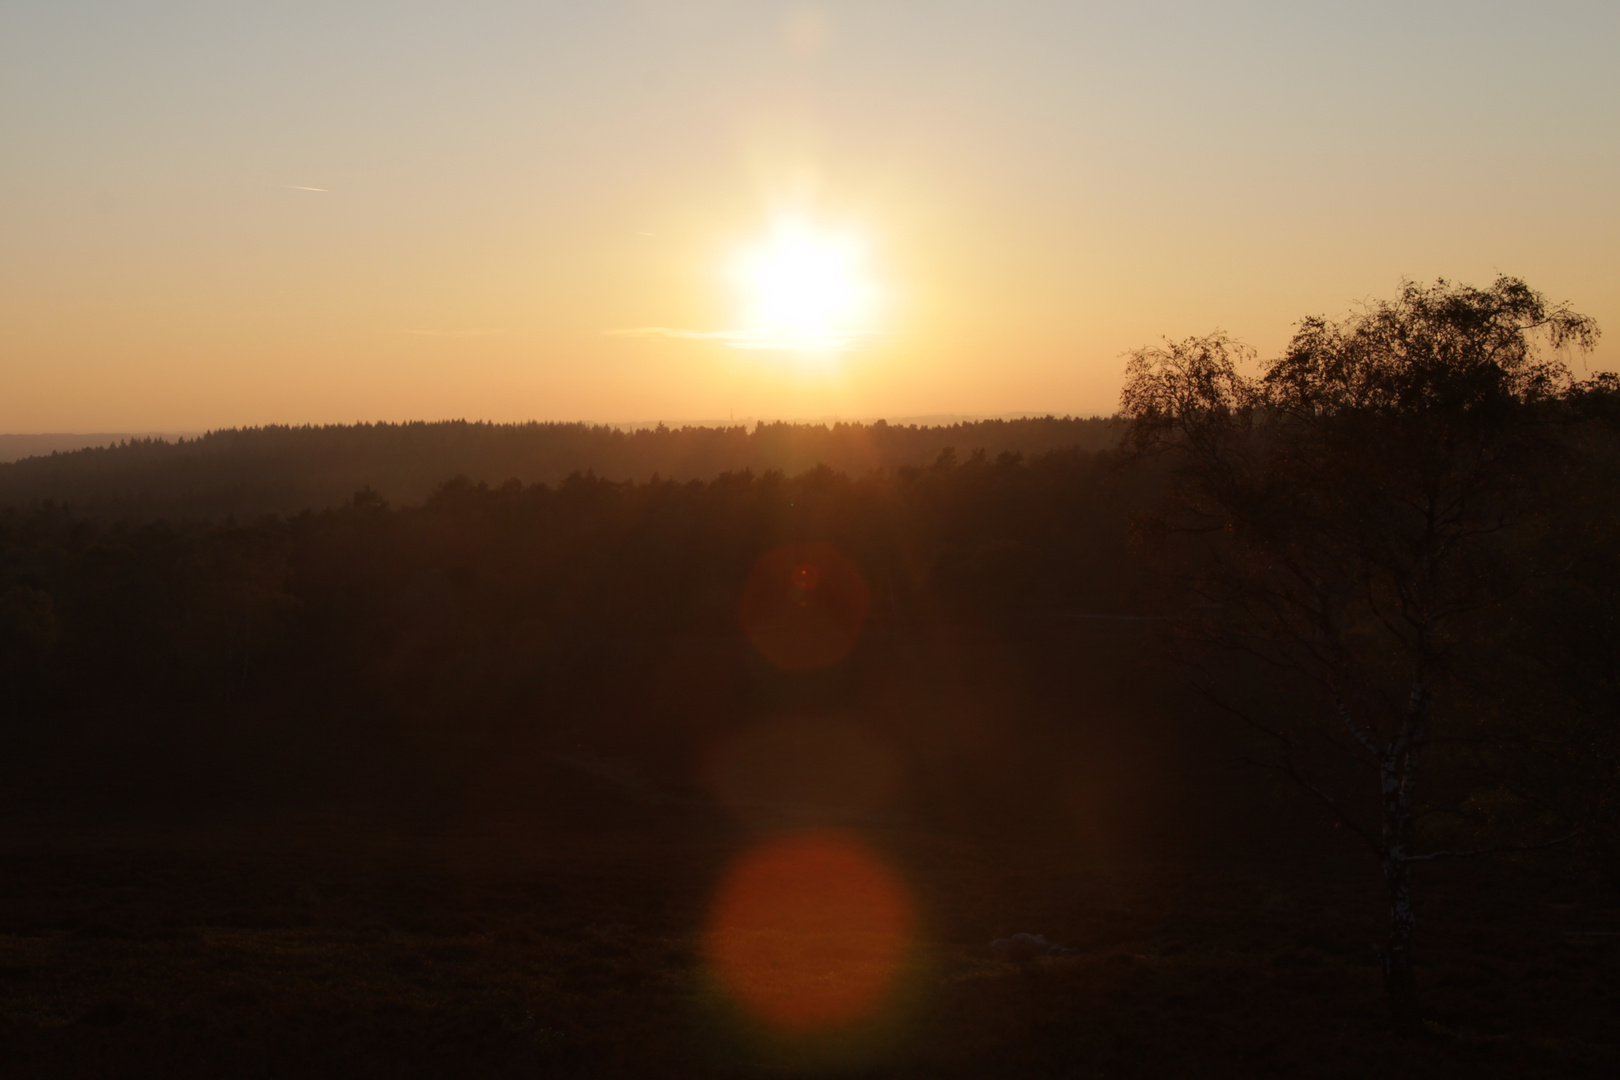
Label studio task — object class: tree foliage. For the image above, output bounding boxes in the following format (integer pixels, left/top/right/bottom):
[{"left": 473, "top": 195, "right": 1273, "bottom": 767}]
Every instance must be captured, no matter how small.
[{"left": 1121, "top": 276, "right": 1602, "bottom": 1035}]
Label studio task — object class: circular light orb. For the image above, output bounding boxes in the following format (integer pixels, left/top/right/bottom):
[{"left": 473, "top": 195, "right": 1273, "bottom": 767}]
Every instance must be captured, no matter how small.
[
  {"left": 701, "top": 715, "right": 903, "bottom": 830},
  {"left": 704, "top": 830, "right": 915, "bottom": 1033},
  {"left": 738, "top": 543, "right": 870, "bottom": 671}
]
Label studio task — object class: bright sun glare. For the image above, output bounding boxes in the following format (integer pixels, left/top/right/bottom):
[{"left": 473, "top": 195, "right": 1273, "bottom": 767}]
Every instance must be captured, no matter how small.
[{"left": 732, "top": 219, "right": 877, "bottom": 351}]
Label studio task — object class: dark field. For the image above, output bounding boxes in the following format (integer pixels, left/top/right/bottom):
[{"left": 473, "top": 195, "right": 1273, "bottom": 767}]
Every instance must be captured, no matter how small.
[
  {"left": 0, "top": 621, "right": 1614, "bottom": 1077},
  {"left": 0, "top": 819, "right": 1614, "bottom": 1077}
]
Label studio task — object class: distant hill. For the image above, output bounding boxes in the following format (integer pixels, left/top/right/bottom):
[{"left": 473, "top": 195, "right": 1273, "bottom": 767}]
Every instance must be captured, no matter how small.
[
  {"left": 0, "top": 433, "right": 196, "bottom": 464},
  {"left": 0, "top": 416, "right": 1122, "bottom": 518}
]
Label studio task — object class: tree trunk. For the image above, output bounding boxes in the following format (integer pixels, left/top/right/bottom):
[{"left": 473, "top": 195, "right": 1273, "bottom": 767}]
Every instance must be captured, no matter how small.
[
  {"left": 1380, "top": 848, "right": 1424, "bottom": 1035},
  {"left": 1380, "top": 735, "right": 1427, "bottom": 1037}
]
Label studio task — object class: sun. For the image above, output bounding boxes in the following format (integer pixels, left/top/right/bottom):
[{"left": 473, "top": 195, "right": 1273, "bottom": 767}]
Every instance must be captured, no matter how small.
[{"left": 731, "top": 219, "right": 877, "bottom": 350}]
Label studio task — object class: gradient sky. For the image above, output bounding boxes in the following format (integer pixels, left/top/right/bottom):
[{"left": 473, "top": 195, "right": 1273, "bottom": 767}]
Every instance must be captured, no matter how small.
[{"left": 3, "top": 1, "right": 1616, "bottom": 432}]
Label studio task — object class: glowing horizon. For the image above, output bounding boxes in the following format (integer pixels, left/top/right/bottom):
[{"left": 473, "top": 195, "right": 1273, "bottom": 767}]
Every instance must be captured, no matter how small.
[{"left": 1, "top": 3, "right": 1615, "bottom": 432}]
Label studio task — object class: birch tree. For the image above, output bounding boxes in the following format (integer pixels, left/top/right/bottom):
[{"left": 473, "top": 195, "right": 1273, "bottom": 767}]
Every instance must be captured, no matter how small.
[{"left": 1120, "top": 277, "right": 1599, "bottom": 1035}]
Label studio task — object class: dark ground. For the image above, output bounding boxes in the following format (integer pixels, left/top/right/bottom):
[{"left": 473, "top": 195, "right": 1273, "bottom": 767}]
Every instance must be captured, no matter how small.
[
  {"left": 0, "top": 623, "right": 1615, "bottom": 1077},
  {"left": 4, "top": 404, "right": 1617, "bottom": 1076},
  {"left": 0, "top": 770, "right": 1614, "bottom": 1076}
]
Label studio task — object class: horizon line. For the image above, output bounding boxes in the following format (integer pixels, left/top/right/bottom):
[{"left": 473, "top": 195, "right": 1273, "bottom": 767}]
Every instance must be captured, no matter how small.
[{"left": 1, "top": 411, "right": 1119, "bottom": 440}]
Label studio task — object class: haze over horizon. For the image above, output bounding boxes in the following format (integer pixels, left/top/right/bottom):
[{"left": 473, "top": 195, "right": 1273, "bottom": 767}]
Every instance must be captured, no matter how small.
[{"left": 4, "top": 1, "right": 1616, "bottom": 433}]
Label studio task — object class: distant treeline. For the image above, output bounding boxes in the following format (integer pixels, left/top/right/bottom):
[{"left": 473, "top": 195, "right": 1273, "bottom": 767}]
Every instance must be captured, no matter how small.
[
  {"left": 0, "top": 433, "right": 195, "bottom": 465},
  {"left": 0, "top": 446, "right": 1156, "bottom": 827},
  {"left": 0, "top": 416, "right": 1120, "bottom": 519},
  {"left": 0, "top": 447, "right": 1133, "bottom": 722}
]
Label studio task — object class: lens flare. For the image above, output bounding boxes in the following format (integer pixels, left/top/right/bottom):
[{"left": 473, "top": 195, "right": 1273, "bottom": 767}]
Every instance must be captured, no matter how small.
[
  {"left": 702, "top": 715, "right": 902, "bottom": 829},
  {"left": 739, "top": 543, "right": 869, "bottom": 671},
  {"left": 704, "top": 830, "right": 915, "bottom": 1033},
  {"left": 790, "top": 563, "right": 819, "bottom": 595}
]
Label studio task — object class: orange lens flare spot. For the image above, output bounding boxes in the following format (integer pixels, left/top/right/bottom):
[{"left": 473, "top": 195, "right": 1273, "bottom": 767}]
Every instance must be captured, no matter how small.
[
  {"left": 702, "top": 716, "right": 903, "bottom": 829},
  {"left": 739, "top": 543, "right": 869, "bottom": 671},
  {"left": 704, "top": 831, "right": 915, "bottom": 1033}
]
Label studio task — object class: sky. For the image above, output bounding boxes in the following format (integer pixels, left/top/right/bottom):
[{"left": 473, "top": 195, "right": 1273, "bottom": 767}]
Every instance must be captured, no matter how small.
[{"left": 2, "top": 1, "right": 1616, "bottom": 432}]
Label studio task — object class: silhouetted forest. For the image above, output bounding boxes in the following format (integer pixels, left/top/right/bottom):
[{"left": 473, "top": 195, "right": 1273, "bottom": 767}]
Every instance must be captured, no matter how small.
[
  {"left": 0, "top": 435, "right": 190, "bottom": 465},
  {"left": 1, "top": 446, "right": 1156, "bottom": 828},
  {"left": 0, "top": 416, "right": 1119, "bottom": 520},
  {"left": 4, "top": 364, "right": 1620, "bottom": 1074},
  {"left": 3, "top": 379, "right": 1617, "bottom": 856}
]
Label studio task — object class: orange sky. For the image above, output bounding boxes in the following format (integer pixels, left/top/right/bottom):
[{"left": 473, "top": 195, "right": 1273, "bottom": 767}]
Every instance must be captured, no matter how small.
[{"left": 2, "top": 2, "right": 1615, "bottom": 432}]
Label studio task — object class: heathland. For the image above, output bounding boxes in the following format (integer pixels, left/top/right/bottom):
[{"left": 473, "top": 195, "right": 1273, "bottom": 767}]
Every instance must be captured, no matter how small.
[{"left": 0, "top": 399, "right": 1617, "bottom": 1076}]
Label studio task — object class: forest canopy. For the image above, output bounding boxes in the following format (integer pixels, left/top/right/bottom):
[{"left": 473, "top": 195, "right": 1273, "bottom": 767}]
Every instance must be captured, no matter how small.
[{"left": 0, "top": 416, "right": 1119, "bottom": 520}]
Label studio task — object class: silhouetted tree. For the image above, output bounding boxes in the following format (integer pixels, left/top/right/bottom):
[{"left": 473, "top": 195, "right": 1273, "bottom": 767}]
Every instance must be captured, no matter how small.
[
  {"left": 1468, "top": 373, "right": 1620, "bottom": 889},
  {"left": 1120, "top": 276, "right": 1600, "bottom": 1035}
]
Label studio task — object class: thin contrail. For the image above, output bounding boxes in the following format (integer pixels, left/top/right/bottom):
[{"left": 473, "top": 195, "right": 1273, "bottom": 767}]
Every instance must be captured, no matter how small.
[{"left": 286, "top": 185, "right": 328, "bottom": 192}]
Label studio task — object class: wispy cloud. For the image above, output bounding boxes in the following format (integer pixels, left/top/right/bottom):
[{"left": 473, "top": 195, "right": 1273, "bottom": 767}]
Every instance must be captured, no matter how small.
[
  {"left": 398, "top": 328, "right": 510, "bottom": 337},
  {"left": 286, "top": 185, "right": 328, "bottom": 192},
  {"left": 608, "top": 327, "right": 883, "bottom": 351}
]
